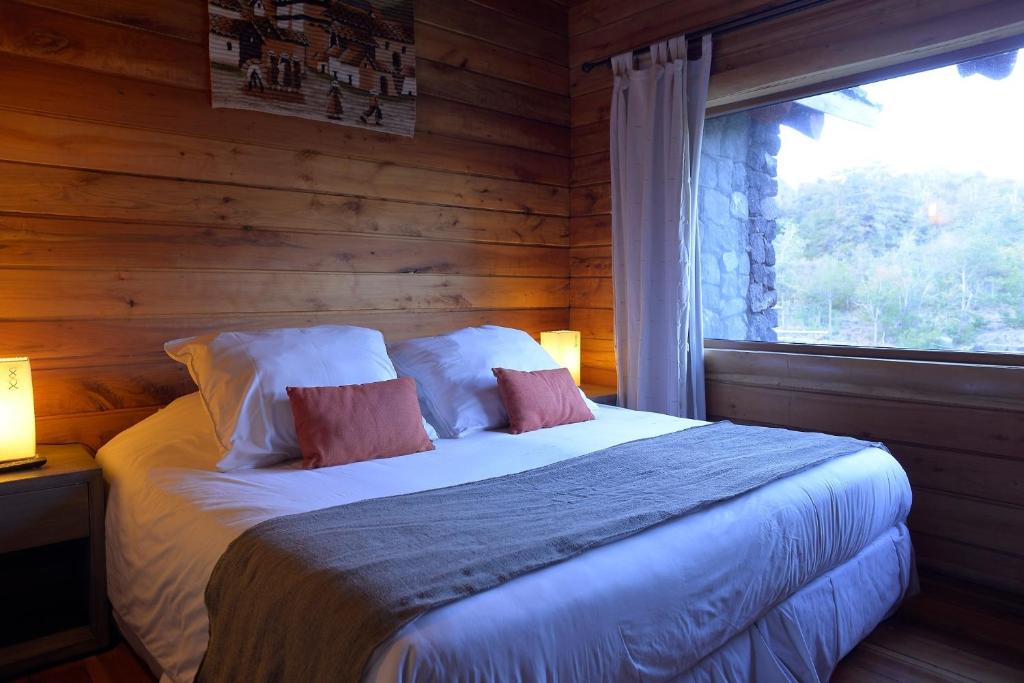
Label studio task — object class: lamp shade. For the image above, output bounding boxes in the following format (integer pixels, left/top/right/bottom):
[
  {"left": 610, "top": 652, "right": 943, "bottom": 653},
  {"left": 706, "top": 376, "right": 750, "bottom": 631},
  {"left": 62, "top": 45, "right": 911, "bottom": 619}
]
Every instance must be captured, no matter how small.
[
  {"left": 540, "top": 330, "right": 581, "bottom": 386},
  {"left": 0, "top": 357, "right": 36, "bottom": 461}
]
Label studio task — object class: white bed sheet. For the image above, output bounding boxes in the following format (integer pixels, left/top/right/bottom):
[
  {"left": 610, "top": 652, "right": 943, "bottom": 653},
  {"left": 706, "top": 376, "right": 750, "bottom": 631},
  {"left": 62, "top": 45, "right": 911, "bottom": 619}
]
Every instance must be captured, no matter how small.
[{"left": 98, "top": 393, "right": 912, "bottom": 683}]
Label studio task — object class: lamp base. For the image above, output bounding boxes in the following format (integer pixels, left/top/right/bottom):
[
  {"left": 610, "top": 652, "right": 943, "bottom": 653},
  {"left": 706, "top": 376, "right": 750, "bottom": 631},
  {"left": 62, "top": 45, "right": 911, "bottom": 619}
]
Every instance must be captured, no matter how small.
[{"left": 0, "top": 454, "right": 47, "bottom": 473}]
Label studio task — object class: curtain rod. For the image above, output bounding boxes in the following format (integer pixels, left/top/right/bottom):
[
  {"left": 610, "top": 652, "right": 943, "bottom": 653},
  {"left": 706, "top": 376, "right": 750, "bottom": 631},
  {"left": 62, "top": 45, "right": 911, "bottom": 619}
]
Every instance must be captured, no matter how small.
[{"left": 580, "top": 0, "right": 834, "bottom": 73}]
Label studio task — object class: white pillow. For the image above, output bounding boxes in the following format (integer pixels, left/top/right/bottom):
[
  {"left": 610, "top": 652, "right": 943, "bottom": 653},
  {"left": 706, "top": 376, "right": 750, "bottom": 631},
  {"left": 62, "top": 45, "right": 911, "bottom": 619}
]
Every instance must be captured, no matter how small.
[
  {"left": 165, "top": 325, "right": 437, "bottom": 471},
  {"left": 389, "top": 325, "right": 596, "bottom": 439}
]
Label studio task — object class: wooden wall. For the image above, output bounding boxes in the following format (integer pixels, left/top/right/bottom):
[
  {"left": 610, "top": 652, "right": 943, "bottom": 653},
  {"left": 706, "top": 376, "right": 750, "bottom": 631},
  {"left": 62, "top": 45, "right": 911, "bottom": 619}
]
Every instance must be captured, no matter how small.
[
  {"left": 706, "top": 346, "right": 1024, "bottom": 595},
  {"left": 568, "top": 0, "right": 1024, "bottom": 594},
  {"left": 0, "top": 0, "right": 571, "bottom": 448}
]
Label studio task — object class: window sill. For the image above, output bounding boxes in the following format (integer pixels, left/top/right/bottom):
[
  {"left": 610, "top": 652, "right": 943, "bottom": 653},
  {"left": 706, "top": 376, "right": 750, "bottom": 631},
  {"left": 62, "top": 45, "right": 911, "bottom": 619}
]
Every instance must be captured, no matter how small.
[{"left": 704, "top": 339, "right": 1024, "bottom": 368}]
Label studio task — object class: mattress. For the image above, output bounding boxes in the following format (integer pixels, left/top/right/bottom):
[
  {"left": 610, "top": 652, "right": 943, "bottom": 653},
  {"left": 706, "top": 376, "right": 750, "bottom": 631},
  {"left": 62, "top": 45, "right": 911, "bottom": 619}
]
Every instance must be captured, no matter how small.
[{"left": 97, "top": 393, "right": 912, "bottom": 683}]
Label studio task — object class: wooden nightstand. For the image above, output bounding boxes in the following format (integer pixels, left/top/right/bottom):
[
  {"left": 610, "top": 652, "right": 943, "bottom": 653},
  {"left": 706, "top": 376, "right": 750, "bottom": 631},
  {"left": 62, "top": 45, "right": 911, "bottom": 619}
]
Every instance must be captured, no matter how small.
[
  {"left": 582, "top": 383, "right": 618, "bottom": 406},
  {"left": 0, "top": 444, "right": 109, "bottom": 678}
]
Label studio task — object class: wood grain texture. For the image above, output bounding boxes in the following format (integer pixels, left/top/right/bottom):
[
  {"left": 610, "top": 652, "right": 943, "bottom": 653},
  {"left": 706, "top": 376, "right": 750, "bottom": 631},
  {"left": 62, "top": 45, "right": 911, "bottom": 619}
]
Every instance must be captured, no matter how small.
[
  {"left": 568, "top": 0, "right": 790, "bottom": 68},
  {"left": 0, "top": 0, "right": 571, "bottom": 446},
  {"left": 0, "top": 216, "right": 568, "bottom": 277},
  {"left": 0, "top": 270, "right": 570, "bottom": 320},
  {"left": 3, "top": 309, "right": 569, "bottom": 365},
  {"left": 0, "top": 54, "right": 568, "bottom": 159},
  {"left": 0, "top": 113, "right": 569, "bottom": 216},
  {"left": 420, "top": 1, "right": 566, "bottom": 66},
  {"left": 0, "top": 163, "right": 568, "bottom": 246},
  {"left": 705, "top": 347, "right": 1024, "bottom": 594}
]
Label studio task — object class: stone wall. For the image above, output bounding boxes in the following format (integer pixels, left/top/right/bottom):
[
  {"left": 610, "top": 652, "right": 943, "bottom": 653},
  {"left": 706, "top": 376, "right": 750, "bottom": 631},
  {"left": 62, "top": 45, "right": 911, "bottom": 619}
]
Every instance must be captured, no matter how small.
[{"left": 699, "top": 112, "right": 781, "bottom": 341}]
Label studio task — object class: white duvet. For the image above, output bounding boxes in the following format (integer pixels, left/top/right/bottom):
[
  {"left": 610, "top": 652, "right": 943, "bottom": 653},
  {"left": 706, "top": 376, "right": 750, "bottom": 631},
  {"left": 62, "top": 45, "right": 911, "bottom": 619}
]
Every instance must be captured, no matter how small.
[{"left": 98, "top": 394, "right": 912, "bottom": 683}]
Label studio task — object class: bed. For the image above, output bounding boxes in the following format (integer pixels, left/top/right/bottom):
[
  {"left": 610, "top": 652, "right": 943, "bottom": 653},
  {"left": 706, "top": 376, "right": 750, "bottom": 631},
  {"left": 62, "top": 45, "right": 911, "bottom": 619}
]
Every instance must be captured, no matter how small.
[{"left": 97, "top": 391, "right": 914, "bottom": 683}]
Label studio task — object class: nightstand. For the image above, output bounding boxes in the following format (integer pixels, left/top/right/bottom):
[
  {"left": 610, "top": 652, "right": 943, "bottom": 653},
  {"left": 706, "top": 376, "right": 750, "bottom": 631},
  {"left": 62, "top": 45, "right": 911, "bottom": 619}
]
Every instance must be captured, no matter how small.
[
  {"left": 0, "top": 444, "right": 109, "bottom": 678},
  {"left": 582, "top": 383, "right": 618, "bottom": 406}
]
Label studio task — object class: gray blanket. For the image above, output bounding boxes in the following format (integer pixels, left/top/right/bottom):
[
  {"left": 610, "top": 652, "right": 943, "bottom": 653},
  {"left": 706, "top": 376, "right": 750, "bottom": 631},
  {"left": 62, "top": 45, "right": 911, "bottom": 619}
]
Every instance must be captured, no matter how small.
[{"left": 197, "top": 421, "right": 879, "bottom": 683}]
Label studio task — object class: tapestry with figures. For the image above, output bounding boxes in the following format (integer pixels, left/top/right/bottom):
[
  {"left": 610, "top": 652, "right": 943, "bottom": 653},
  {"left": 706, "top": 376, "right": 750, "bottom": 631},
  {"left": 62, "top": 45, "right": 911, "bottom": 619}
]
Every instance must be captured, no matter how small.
[{"left": 208, "top": 0, "right": 416, "bottom": 136}]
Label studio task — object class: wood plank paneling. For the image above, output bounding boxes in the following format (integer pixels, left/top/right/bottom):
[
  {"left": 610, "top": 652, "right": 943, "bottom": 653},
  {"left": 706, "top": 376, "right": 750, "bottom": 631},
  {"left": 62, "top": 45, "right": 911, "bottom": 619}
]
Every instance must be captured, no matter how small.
[
  {"left": 0, "top": 55, "right": 568, "bottom": 165},
  {"left": 1, "top": 0, "right": 570, "bottom": 90},
  {"left": 32, "top": 362, "right": 194, "bottom": 418},
  {"left": 0, "top": 112, "right": 568, "bottom": 216},
  {"left": 0, "top": 270, "right": 569, "bottom": 320},
  {"left": 0, "top": 1, "right": 200, "bottom": 89},
  {"left": 571, "top": 120, "right": 608, "bottom": 158},
  {"left": 572, "top": 150, "right": 611, "bottom": 186},
  {"left": 909, "top": 489, "right": 1024, "bottom": 558},
  {"left": 570, "top": 183, "right": 611, "bottom": 216},
  {"left": 910, "top": 533, "right": 1024, "bottom": 597},
  {"left": 705, "top": 347, "right": 1024, "bottom": 594},
  {"left": 0, "top": 162, "right": 568, "bottom": 245},
  {"left": 18, "top": 0, "right": 205, "bottom": 42},
  {"left": 569, "top": 307, "right": 613, "bottom": 340},
  {"left": 35, "top": 408, "right": 161, "bottom": 450},
  {"left": 418, "top": 59, "right": 569, "bottom": 126},
  {"left": 705, "top": 350, "right": 1024, "bottom": 412},
  {"left": 570, "top": 214, "right": 611, "bottom": 247},
  {"left": 705, "top": 381, "right": 1023, "bottom": 460},
  {"left": 3, "top": 309, "right": 567, "bottom": 364},
  {"left": 894, "top": 445, "right": 1023, "bottom": 507},
  {"left": 0, "top": 58, "right": 568, "bottom": 161},
  {"left": 418, "top": 1, "right": 567, "bottom": 66},
  {"left": 569, "top": 276, "right": 612, "bottom": 309},
  {"left": 0, "top": 216, "right": 568, "bottom": 277},
  {"left": 569, "top": 0, "right": 790, "bottom": 68},
  {"left": 570, "top": 245, "right": 611, "bottom": 277},
  {"left": 708, "top": 0, "right": 1024, "bottom": 112},
  {"left": 0, "top": 118, "right": 569, "bottom": 219},
  {"left": 417, "top": 23, "right": 568, "bottom": 96},
  {"left": 0, "top": 0, "right": 572, "bottom": 445}
]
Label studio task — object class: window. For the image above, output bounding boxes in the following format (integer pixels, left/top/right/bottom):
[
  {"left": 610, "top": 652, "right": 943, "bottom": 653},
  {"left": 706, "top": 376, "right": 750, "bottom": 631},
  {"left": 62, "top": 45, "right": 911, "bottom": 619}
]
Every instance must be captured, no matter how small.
[
  {"left": 226, "top": 41, "right": 233, "bottom": 51},
  {"left": 699, "top": 48, "right": 1024, "bottom": 354}
]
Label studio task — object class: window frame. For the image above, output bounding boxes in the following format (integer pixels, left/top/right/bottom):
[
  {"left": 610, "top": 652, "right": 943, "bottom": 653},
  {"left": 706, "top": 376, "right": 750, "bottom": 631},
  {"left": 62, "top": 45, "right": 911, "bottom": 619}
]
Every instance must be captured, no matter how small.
[
  {"left": 701, "top": 34, "right": 1024, "bottom": 366},
  {"left": 704, "top": 339, "right": 1024, "bottom": 368}
]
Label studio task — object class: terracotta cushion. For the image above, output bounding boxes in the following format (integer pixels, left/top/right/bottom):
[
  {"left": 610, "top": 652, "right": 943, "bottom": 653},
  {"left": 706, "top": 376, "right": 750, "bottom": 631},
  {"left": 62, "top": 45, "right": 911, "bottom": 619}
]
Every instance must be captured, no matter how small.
[
  {"left": 287, "top": 377, "right": 434, "bottom": 469},
  {"left": 492, "top": 367, "right": 595, "bottom": 434}
]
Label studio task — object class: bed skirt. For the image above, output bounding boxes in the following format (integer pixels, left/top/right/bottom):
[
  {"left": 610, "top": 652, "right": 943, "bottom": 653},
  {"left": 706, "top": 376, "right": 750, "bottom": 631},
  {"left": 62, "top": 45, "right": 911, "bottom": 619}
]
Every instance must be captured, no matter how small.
[
  {"left": 366, "top": 522, "right": 916, "bottom": 683},
  {"left": 660, "top": 524, "right": 916, "bottom": 683},
  {"left": 121, "top": 523, "right": 914, "bottom": 683}
]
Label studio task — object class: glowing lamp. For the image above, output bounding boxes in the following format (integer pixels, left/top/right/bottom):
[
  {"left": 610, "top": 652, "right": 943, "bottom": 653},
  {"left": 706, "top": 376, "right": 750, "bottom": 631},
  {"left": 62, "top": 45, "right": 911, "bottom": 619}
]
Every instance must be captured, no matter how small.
[
  {"left": 540, "top": 330, "right": 581, "bottom": 386},
  {"left": 0, "top": 357, "right": 36, "bottom": 463}
]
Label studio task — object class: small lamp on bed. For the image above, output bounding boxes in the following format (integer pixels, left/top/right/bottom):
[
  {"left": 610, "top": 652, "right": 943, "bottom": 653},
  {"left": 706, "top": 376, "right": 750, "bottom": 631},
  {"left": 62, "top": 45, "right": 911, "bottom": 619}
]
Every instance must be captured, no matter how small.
[
  {"left": 0, "top": 357, "right": 45, "bottom": 472},
  {"left": 540, "top": 331, "right": 582, "bottom": 386}
]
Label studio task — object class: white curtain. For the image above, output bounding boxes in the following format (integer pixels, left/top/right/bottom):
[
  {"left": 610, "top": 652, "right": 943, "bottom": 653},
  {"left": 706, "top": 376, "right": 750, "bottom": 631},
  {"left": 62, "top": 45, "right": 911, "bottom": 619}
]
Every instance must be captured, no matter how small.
[{"left": 611, "top": 34, "right": 712, "bottom": 418}]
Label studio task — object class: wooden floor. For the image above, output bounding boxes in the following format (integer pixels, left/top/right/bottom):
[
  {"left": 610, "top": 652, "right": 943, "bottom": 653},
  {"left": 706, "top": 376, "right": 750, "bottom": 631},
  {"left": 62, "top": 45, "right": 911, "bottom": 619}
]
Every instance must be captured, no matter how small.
[{"left": 14, "top": 575, "right": 1023, "bottom": 682}]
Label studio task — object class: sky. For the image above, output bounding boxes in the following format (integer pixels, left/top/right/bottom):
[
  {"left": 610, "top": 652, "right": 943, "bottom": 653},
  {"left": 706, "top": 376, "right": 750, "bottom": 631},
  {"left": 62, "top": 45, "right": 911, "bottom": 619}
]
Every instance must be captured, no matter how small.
[{"left": 776, "top": 49, "right": 1024, "bottom": 186}]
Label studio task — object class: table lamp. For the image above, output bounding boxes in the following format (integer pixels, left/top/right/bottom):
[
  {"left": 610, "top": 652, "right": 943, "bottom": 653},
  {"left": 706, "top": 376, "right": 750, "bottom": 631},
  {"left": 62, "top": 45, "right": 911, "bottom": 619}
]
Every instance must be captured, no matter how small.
[
  {"left": 1, "top": 357, "right": 45, "bottom": 472},
  {"left": 540, "top": 331, "right": 581, "bottom": 386}
]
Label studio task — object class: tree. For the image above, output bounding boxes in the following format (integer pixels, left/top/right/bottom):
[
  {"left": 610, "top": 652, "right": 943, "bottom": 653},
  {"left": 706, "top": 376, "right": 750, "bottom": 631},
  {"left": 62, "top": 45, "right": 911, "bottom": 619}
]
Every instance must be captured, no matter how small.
[{"left": 773, "top": 167, "right": 1024, "bottom": 351}]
